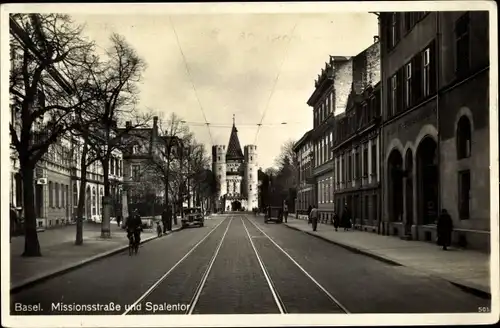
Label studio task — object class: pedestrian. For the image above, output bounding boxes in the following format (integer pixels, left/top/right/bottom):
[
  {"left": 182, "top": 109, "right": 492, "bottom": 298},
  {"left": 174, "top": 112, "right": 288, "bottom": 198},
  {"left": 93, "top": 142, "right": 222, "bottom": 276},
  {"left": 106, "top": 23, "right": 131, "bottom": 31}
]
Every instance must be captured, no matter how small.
[
  {"left": 116, "top": 215, "right": 122, "bottom": 228},
  {"left": 283, "top": 203, "right": 289, "bottom": 223},
  {"left": 156, "top": 221, "right": 162, "bottom": 237},
  {"left": 309, "top": 205, "right": 318, "bottom": 231},
  {"left": 332, "top": 211, "right": 340, "bottom": 231},
  {"left": 341, "top": 204, "right": 352, "bottom": 231},
  {"left": 307, "top": 205, "right": 313, "bottom": 224},
  {"left": 437, "top": 208, "right": 453, "bottom": 250}
]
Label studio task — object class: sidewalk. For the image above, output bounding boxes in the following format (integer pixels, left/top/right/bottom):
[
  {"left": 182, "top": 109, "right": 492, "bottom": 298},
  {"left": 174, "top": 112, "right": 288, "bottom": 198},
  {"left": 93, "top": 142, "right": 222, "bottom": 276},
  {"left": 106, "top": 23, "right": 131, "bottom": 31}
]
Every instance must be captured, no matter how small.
[
  {"left": 10, "top": 221, "right": 181, "bottom": 292},
  {"left": 285, "top": 218, "right": 491, "bottom": 296}
]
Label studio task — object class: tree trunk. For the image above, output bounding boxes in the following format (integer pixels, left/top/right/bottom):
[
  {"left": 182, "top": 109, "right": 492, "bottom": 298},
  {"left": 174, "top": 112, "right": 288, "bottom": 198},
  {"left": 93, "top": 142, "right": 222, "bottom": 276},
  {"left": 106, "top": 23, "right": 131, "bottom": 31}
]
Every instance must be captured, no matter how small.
[
  {"left": 21, "top": 161, "right": 41, "bottom": 257},
  {"left": 75, "top": 140, "right": 89, "bottom": 245},
  {"left": 101, "top": 154, "right": 111, "bottom": 238}
]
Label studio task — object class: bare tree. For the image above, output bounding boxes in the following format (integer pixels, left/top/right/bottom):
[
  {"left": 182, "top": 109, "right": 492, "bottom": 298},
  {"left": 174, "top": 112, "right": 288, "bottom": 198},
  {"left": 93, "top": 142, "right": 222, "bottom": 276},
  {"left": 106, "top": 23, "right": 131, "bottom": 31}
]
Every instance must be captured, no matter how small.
[
  {"left": 87, "top": 32, "right": 148, "bottom": 238},
  {"left": 9, "top": 14, "right": 97, "bottom": 256}
]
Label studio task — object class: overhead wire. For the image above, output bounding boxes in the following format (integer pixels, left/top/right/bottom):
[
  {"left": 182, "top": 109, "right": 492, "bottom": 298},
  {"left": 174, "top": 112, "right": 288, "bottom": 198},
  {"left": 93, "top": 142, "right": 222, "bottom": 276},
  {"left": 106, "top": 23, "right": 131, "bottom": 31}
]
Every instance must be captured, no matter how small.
[
  {"left": 169, "top": 16, "right": 214, "bottom": 145},
  {"left": 253, "top": 20, "right": 299, "bottom": 145}
]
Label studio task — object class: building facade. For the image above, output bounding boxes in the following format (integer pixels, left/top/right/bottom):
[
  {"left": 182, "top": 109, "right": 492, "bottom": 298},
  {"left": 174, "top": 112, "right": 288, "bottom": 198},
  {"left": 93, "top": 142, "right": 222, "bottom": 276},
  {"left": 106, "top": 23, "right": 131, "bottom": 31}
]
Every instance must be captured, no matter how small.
[
  {"left": 292, "top": 130, "right": 315, "bottom": 218},
  {"left": 212, "top": 118, "right": 259, "bottom": 211},
  {"left": 307, "top": 56, "right": 351, "bottom": 224},
  {"left": 330, "top": 42, "right": 382, "bottom": 232},
  {"left": 379, "top": 11, "right": 490, "bottom": 251}
]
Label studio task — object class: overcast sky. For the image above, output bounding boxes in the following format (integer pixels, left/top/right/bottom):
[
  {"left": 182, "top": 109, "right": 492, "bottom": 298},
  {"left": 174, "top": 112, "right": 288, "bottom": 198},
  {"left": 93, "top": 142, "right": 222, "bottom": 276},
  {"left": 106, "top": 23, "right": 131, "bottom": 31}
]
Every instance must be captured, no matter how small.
[{"left": 71, "top": 12, "right": 378, "bottom": 169}]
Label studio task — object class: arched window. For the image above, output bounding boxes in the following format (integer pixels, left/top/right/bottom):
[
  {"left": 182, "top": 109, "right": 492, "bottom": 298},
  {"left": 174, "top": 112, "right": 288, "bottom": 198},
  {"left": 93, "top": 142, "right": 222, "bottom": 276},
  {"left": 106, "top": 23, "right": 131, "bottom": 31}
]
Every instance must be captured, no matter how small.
[
  {"left": 49, "top": 181, "right": 53, "bottom": 207},
  {"left": 73, "top": 183, "right": 78, "bottom": 207},
  {"left": 92, "top": 187, "right": 96, "bottom": 215},
  {"left": 456, "top": 115, "right": 472, "bottom": 159}
]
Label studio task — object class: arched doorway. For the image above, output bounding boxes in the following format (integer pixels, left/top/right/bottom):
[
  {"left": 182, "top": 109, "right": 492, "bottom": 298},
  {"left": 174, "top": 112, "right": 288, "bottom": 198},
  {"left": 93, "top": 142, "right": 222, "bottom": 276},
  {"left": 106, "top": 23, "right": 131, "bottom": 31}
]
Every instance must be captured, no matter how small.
[
  {"left": 388, "top": 149, "right": 403, "bottom": 222},
  {"left": 231, "top": 201, "right": 242, "bottom": 211},
  {"left": 85, "top": 186, "right": 91, "bottom": 220},
  {"left": 404, "top": 149, "right": 414, "bottom": 235},
  {"left": 417, "top": 137, "right": 438, "bottom": 225}
]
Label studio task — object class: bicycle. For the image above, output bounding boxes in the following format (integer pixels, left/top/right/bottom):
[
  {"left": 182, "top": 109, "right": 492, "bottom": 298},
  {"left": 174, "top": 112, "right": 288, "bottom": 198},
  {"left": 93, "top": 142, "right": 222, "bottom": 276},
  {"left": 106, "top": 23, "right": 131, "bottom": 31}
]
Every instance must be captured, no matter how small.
[{"left": 128, "top": 230, "right": 140, "bottom": 256}]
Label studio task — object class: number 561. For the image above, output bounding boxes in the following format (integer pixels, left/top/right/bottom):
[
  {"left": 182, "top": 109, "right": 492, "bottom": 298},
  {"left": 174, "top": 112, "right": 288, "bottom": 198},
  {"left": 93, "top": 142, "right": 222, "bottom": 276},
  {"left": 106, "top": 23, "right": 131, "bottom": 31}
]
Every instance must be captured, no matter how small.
[{"left": 478, "top": 307, "right": 490, "bottom": 313}]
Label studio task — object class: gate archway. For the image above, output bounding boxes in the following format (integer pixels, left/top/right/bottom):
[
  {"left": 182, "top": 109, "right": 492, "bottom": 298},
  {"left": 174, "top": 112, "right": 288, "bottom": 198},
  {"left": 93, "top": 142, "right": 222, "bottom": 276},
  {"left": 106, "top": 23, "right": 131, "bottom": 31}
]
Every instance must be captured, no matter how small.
[{"left": 231, "top": 201, "right": 242, "bottom": 211}]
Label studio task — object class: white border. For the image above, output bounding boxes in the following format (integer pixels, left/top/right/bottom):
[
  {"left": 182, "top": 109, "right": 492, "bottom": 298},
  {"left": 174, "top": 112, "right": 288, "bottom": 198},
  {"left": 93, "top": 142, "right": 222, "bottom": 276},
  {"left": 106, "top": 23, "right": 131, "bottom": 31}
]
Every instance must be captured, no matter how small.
[{"left": 1, "top": 1, "right": 498, "bottom": 327}]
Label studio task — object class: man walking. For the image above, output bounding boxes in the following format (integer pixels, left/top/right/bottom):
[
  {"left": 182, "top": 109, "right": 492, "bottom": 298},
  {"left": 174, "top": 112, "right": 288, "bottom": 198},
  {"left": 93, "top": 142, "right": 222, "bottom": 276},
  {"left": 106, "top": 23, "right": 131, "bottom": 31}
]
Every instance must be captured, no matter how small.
[{"left": 309, "top": 205, "right": 318, "bottom": 232}]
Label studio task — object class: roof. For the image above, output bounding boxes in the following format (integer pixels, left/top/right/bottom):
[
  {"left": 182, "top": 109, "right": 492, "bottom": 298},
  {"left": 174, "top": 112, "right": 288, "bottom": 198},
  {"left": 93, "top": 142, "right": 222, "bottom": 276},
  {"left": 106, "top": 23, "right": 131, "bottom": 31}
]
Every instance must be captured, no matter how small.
[
  {"left": 226, "top": 119, "right": 244, "bottom": 160},
  {"left": 293, "top": 129, "right": 313, "bottom": 152}
]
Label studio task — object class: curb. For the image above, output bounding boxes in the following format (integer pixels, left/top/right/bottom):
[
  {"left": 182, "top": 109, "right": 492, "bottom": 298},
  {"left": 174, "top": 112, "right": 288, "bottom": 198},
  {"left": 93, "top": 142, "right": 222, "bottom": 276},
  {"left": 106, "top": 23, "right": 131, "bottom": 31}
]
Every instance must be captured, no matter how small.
[
  {"left": 10, "top": 227, "right": 182, "bottom": 293},
  {"left": 284, "top": 223, "right": 491, "bottom": 299},
  {"left": 285, "top": 224, "right": 402, "bottom": 266}
]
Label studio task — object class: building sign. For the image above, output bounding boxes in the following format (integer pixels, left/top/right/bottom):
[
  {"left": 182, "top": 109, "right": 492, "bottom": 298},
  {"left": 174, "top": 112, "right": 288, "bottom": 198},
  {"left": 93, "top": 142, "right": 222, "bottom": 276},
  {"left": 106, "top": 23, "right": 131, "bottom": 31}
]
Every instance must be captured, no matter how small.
[{"left": 386, "top": 106, "right": 437, "bottom": 137}]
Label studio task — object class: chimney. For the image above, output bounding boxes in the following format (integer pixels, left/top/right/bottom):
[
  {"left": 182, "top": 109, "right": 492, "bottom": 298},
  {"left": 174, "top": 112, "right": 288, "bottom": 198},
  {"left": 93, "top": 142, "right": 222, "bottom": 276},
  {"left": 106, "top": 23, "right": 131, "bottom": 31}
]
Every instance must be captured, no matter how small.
[
  {"left": 373, "top": 35, "right": 380, "bottom": 43},
  {"left": 153, "top": 116, "right": 158, "bottom": 128}
]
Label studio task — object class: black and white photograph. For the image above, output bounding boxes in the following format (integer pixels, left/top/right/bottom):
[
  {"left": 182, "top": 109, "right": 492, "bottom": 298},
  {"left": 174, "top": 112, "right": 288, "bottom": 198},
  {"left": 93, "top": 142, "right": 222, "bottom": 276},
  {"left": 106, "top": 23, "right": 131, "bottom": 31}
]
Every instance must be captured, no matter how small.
[{"left": 1, "top": 2, "right": 498, "bottom": 327}]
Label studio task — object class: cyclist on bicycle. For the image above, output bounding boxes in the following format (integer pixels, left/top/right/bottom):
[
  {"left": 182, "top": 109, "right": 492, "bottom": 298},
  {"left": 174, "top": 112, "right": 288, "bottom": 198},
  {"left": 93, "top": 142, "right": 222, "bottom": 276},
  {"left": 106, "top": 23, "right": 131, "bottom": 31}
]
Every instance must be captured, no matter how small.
[{"left": 126, "top": 209, "right": 143, "bottom": 245}]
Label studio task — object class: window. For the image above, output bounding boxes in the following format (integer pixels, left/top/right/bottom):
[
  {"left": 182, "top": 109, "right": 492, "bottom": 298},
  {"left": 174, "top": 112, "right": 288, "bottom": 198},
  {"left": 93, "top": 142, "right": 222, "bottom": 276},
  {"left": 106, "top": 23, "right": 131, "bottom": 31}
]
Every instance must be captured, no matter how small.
[
  {"left": 65, "top": 185, "right": 69, "bottom": 210},
  {"left": 61, "top": 184, "right": 64, "bottom": 207},
  {"left": 405, "top": 62, "right": 412, "bottom": 108},
  {"left": 110, "top": 158, "right": 115, "bottom": 176},
  {"left": 423, "top": 48, "right": 431, "bottom": 97},
  {"left": 457, "top": 116, "right": 472, "bottom": 159},
  {"left": 132, "top": 165, "right": 141, "bottom": 180},
  {"left": 92, "top": 187, "right": 96, "bottom": 215},
  {"left": 455, "top": 13, "right": 470, "bottom": 75},
  {"left": 49, "top": 181, "right": 53, "bottom": 207},
  {"left": 371, "top": 143, "right": 377, "bottom": 176},
  {"left": 55, "top": 183, "right": 59, "bottom": 207},
  {"left": 73, "top": 183, "right": 78, "bottom": 207},
  {"left": 391, "top": 13, "right": 397, "bottom": 48},
  {"left": 363, "top": 147, "right": 369, "bottom": 177},
  {"left": 348, "top": 153, "right": 352, "bottom": 181},
  {"left": 458, "top": 170, "right": 470, "bottom": 219},
  {"left": 355, "top": 150, "right": 360, "bottom": 180},
  {"left": 391, "top": 74, "right": 398, "bottom": 116},
  {"left": 132, "top": 145, "right": 139, "bottom": 154},
  {"left": 411, "top": 52, "right": 423, "bottom": 102}
]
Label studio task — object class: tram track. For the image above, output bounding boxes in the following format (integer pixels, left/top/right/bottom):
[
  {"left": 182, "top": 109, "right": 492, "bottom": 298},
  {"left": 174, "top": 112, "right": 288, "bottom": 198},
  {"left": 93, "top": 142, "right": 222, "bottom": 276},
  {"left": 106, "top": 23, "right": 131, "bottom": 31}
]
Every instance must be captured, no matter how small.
[
  {"left": 122, "top": 217, "right": 231, "bottom": 315},
  {"left": 123, "top": 214, "right": 349, "bottom": 315},
  {"left": 242, "top": 216, "right": 349, "bottom": 314}
]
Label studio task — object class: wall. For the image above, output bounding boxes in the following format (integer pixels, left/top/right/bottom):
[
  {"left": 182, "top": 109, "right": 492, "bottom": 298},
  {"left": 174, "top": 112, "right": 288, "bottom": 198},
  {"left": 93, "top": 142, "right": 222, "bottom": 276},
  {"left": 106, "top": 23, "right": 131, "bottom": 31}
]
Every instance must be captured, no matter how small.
[
  {"left": 333, "top": 60, "right": 353, "bottom": 114},
  {"left": 439, "top": 72, "right": 490, "bottom": 234}
]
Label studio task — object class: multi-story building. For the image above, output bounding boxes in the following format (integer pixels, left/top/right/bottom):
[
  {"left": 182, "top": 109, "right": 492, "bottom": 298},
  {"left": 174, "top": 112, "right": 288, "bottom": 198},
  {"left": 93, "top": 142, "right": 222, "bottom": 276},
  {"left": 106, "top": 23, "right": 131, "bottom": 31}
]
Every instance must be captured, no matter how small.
[
  {"left": 330, "top": 41, "right": 382, "bottom": 232},
  {"left": 307, "top": 56, "right": 351, "bottom": 224},
  {"left": 379, "top": 11, "right": 490, "bottom": 251},
  {"left": 120, "top": 116, "right": 176, "bottom": 217},
  {"left": 292, "top": 129, "right": 315, "bottom": 218},
  {"left": 212, "top": 117, "right": 259, "bottom": 212}
]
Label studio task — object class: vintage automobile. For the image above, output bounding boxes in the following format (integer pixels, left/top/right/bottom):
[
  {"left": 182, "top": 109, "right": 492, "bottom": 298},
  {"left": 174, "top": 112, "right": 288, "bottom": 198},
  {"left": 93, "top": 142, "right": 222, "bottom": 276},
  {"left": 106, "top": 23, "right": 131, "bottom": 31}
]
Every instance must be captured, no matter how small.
[
  {"left": 264, "top": 206, "right": 283, "bottom": 224},
  {"left": 181, "top": 207, "right": 204, "bottom": 228}
]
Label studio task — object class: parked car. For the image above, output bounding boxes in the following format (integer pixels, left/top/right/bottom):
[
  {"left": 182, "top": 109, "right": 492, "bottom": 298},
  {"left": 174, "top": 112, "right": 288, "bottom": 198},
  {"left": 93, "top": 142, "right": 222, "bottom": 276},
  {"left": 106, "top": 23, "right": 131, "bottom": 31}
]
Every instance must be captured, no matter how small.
[{"left": 181, "top": 207, "right": 204, "bottom": 228}]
